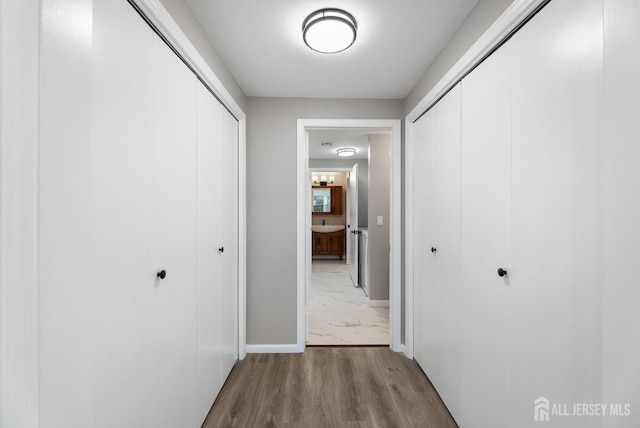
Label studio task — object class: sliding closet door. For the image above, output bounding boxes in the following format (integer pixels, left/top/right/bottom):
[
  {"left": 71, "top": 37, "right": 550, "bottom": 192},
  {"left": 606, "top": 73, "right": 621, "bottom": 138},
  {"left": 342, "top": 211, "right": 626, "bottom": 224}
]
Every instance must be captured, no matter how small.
[
  {"left": 196, "top": 82, "right": 239, "bottom": 422},
  {"left": 509, "top": 0, "right": 603, "bottom": 424},
  {"left": 603, "top": 1, "right": 640, "bottom": 426},
  {"left": 429, "top": 84, "right": 462, "bottom": 417},
  {"left": 413, "top": 107, "right": 435, "bottom": 374},
  {"left": 196, "top": 81, "right": 225, "bottom": 422},
  {"left": 151, "top": 36, "right": 198, "bottom": 428},
  {"left": 219, "top": 109, "right": 239, "bottom": 380},
  {"left": 413, "top": 83, "right": 462, "bottom": 418},
  {"left": 91, "top": 1, "right": 155, "bottom": 426},
  {"left": 459, "top": 40, "right": 512, "bottom": 428}
]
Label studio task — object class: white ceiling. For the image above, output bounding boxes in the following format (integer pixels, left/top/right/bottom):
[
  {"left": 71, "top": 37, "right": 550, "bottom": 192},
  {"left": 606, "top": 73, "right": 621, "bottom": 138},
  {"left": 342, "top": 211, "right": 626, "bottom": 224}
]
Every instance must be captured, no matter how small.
[
  {"left": 308, "top": 129, "right": 388, "bottom": 160},
  {"left": 186, "top": 0, "right": 480, "bottom": 99}
]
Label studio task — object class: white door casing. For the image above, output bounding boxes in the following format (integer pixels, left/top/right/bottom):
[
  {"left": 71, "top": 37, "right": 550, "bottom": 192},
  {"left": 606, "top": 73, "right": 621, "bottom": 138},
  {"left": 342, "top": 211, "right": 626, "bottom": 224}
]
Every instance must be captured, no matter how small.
[{"left": 297, "top": 119, "right": 402, "bottom": 353}]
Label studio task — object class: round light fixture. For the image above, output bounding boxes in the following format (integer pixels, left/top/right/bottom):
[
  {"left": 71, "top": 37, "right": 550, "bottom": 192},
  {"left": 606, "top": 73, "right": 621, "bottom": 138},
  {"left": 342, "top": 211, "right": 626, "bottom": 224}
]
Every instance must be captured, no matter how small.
[
  {"left": 337, "top": 148, "right": 356, "bottom": 157},
  {"left": 302, "top": 8, "right": 357, "bottom": 54}
]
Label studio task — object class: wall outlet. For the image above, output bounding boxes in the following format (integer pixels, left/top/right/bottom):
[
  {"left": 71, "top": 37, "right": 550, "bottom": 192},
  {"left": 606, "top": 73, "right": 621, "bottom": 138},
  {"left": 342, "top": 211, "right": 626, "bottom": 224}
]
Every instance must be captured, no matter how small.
[{"left": 377, "top": 215, "right": 383, "bottom": 226}]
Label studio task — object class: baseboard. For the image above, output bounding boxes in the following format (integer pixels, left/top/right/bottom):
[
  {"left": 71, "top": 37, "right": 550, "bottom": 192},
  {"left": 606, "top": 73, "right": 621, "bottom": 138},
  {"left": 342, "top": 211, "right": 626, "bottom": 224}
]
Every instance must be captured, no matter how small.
[
  {"left": 245, "top": 344, "right": 301, "bottom": 354},
  {"left": 369, "top": 300, "right": 389, "bottom": 308}
]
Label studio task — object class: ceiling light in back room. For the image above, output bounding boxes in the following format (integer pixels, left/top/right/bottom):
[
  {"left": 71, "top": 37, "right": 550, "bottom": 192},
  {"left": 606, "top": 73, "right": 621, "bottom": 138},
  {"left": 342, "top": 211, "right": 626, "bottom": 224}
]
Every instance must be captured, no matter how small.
[
  {"left": 302, "top": 8, "right": 357, "bottom": 54},
  {"left": 337, "top": 148, "right": 356, "bottom": 157}
]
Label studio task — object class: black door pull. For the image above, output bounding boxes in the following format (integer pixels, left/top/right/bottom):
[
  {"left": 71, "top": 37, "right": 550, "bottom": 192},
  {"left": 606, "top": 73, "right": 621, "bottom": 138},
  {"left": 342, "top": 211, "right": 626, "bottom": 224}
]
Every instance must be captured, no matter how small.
[
  {"left": 157, "top": 270, "right": 166, "bottom": 279},
  {"left": 498, "top": 268, "right": 507, "bottom": 277},
  {"left": 218, "top": 247, "right": 224, "bottom": 253},
  {"left": 431, "top": 247, "right": 437, "bottom": 253}
]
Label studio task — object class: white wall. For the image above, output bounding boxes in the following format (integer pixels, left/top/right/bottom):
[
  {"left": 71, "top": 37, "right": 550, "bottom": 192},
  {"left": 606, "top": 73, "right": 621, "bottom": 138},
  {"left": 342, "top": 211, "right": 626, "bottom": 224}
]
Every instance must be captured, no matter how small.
[{"left": 246, "top": 97, "right": 402, "bottom": 345}]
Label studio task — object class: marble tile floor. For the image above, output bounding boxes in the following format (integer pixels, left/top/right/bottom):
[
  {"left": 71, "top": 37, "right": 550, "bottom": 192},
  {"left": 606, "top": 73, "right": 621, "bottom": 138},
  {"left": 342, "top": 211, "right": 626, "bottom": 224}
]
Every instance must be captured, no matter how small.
[{"left": 307, "top": 259, "right": 389, "bottom": 345}]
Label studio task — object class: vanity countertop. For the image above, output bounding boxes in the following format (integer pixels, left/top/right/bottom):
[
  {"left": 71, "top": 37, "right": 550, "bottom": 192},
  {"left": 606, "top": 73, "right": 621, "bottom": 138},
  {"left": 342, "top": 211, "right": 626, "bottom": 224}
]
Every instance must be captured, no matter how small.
[{"left": 311, "top": 225, "right": 345, "bottom": 233}]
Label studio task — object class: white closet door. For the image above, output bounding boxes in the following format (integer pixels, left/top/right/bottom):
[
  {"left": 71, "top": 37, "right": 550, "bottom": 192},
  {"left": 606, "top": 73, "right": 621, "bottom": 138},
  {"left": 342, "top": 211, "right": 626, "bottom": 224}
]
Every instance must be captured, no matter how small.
[
  {"left": 430, "top": 84, "right": 462, "bottom": 417},
  {"left": 509, "top": 0, "right": 603, "bottom": 424},
  {"left": 413, "top": 84, "right": 462, "bottom": 418},
  {"left": 459, "top": 41, "right": 512, "bottom": 428},
  {"left": 91, "top": 1, "right": 155, "bottom": 426},
  {"left": 603, "top": 1, "right": 640, "bottom": 426},
  {"left": 219, "top": 109, "right": 239, "bottom": 380},
  {"left": 151, "top": 36, "right": 198, "bottom": 428},
  {"left": 413, "top": 108, "right": 436, "bottom": 374},
  {"left": 196, "top": 81, "right": 225, "bottom": 422}
]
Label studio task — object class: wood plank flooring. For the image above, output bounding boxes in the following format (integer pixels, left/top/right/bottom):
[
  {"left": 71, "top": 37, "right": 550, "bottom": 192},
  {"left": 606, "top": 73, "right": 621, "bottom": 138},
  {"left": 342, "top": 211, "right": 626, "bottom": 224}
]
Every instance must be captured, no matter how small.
[{"left": 202, "top": 347, "right": 458, "bottom": 428}]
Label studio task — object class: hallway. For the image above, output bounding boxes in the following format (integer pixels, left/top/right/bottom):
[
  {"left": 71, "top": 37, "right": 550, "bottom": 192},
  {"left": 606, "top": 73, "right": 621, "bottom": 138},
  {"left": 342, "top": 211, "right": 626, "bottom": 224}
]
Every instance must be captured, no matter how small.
[
  {"left": 308, "top": 260, "right": 389, "bottom": 345},
  {"left": 203, "top": 347, "right": 458, "bottom": 427}
]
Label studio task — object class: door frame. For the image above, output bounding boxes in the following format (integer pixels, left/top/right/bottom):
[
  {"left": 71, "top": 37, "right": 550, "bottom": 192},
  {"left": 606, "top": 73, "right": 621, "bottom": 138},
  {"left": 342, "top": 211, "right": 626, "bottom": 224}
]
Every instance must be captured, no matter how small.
[{"left": 297, "top": 119, "right": 402, "bottom": 353}]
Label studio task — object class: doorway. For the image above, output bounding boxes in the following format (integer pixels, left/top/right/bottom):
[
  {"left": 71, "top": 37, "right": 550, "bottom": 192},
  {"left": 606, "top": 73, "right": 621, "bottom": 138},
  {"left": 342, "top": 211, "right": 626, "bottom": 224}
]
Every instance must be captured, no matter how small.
[
  {"left": 307, "top": 160, "right": 387, "bottom": 345},
  {"left": 296, "top": 119, "right": 401, "bottom": 352}
]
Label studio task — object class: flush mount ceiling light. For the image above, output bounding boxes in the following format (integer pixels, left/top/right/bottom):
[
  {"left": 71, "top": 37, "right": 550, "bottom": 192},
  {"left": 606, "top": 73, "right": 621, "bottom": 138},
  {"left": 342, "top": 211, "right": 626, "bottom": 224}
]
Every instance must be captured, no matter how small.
[
  {"left": 337, "top": 148, "right": 356, "bottom": 157},
  {"left": 302, "top": 8, "right": 357, "bottom": 54}
]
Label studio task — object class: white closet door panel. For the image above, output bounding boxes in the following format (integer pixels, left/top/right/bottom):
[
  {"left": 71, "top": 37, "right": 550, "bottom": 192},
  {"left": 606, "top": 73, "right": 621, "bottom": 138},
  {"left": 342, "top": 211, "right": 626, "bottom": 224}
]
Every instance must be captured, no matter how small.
[
  {"left": 413, "top": 109, "right": 436, "bottom": 374},
  {"left": 38, "top": 0, "right": 94, "bottom": 425},
  {"left": 510, "top": 0, "right": 603, "bottom": 425},
  {"left": 151, "top": 36, "right": 198, "bottom": 428},
  {"left": 430, "top": 84, "right": 462, "bottom": 418},
  {"left": 459, "top": 42, "right": 512, "bottom": 428},
  {"left": 219, "top": 109, "right": 239, "bottom": 380},
  {"left": 91, "top": 2, "right": 155, "bottom": 426},
  {"left": 196, "top": 82, "right": 224, "bottom": 422},
  {"left": 603, "top": 0, "right": 640, "bottom": 426}
]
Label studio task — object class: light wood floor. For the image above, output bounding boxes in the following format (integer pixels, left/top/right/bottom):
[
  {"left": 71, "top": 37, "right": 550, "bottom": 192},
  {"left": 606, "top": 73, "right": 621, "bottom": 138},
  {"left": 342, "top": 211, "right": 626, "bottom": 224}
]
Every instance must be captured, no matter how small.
[{"left": 202, "top": 347, "right": 458, "bottom": 428}]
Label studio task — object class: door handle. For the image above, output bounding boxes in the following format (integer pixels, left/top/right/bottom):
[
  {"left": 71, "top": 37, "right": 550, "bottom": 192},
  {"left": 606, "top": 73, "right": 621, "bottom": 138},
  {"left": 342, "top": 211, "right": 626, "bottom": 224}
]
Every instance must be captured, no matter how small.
[
  {"left": 431, "top": 247, "right": 437, "bottom": 253},
  {"left": 157, "top": 270, "right": 166, "bottom": 279},
  {"left": 497, "top": 268, "right": 507, "bottom": 277},
  {"left": 218, "top": 247, "right": 224, "bottom": 253}
]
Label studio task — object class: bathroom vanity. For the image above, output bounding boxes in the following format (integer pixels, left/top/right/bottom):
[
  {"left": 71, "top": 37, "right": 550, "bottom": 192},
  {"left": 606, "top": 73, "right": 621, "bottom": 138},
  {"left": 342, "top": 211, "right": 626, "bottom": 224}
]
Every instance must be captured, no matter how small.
[{"left": 311, "top": 225, "right": 345, "bottom": 259}]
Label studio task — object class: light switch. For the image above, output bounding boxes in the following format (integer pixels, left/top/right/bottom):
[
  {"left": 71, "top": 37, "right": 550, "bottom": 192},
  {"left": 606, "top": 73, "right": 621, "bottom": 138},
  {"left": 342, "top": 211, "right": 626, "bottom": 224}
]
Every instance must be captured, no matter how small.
[{"left": 377, "top": 215, "right": 383, "bottom": 226}]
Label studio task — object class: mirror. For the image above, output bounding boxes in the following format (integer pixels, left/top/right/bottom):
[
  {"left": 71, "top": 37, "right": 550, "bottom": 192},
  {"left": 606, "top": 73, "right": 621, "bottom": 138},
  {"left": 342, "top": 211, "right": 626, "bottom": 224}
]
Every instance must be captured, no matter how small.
[
  {"left": 312, "top": 186, "right": 343, "bottom": 215},
  {"left": 313, "top": 188, "right": 331, "bottom": 213}
]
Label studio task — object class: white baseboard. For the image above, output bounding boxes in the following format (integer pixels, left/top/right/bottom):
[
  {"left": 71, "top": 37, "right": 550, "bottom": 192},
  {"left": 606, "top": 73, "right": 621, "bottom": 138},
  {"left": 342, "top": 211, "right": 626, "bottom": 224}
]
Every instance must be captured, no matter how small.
[
  {"left": 245, "top": 344, "right": 301, "bottom": 354},
  {"left": 369, "top": 300, "right": 389, "bottom": 308}
]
